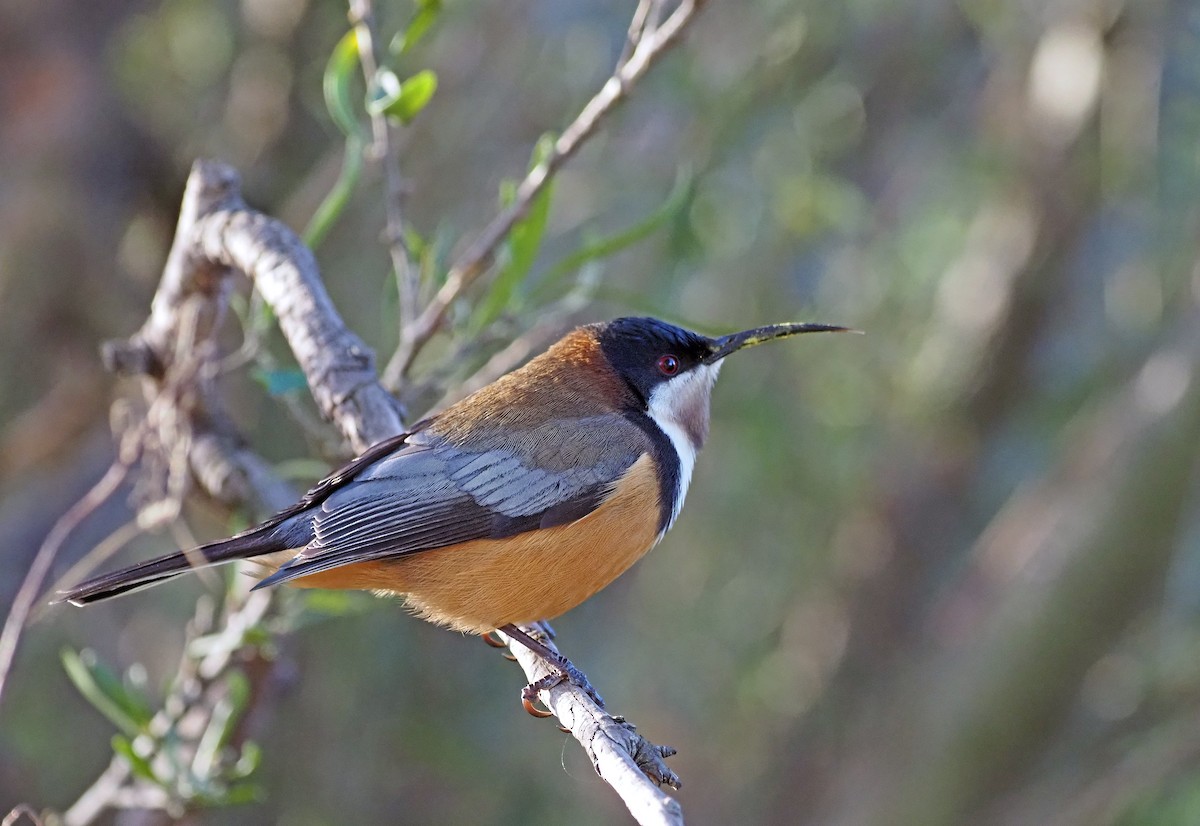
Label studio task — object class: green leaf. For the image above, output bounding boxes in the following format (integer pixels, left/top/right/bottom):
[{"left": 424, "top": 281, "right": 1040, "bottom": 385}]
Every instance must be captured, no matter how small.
[
  {"left": 533, "top": 171, "right": 694, "bottom": 303},
  {"left": 193, "top": 671, "right": 250, "bottom": 780},
  {"left": 391, "top": 0, "right": 442, "bottom": 55},
  {"left": 251, "top": 367, "right": 308, "bottom": 396},
  {"left": 62, "top": 648, "right": 154, "bottom": 737},
  {"left": 304, "top": 135, "right": 364, "bottom": 249},
  {"left": 369, "top": 68, "right": 438, "bottom": 124},
  {"left": 306, "top": 31, "right": 367, "bottom": 248},
  {"left": 233, "top": 741, "right": 262, "bottom": 779},
  {"left": 112, "top": 734, "right": 161, "bottom": 784},
  {"left": 323, "top": 31, "right": 363, "bottom": 138},
  {"left": 471, "top": 135, "right": 557, "bottom": 330},
  {"left": 219, "top": 782, "right": 266, "bottom": 806}
]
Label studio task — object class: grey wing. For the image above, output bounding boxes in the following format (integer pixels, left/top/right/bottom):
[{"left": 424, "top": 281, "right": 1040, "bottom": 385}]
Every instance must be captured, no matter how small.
[{"left": 255, "top": 417, "right": 646, "bottom": 587}]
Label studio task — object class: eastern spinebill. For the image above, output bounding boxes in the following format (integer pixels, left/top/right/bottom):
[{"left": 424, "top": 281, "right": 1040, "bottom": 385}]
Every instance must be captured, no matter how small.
[{"left": 61, "top": 317, "right": 851, "bottom": 712}]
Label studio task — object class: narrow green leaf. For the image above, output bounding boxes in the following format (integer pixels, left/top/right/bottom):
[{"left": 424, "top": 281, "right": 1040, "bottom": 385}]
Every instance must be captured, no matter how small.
[
  {"left": 304, "top": 137, "right": 365, "bottom": 248},
  {"left": 324, "top": 31, "right": 363, "bottom": 138},
  {"left": 471, "top": 135, "right": 557, "bottom": 330},
  {"left": 62, "top": 648, "right": 153, "bottom": 737},
  {"left": 370, "top": 69, "right": 438, "bottom": 124},
  {"left": 307, "top": 31, "right": 367, "bottom": 248},
  {"left": 391, "top": 0, "right": 442, "bottom": 55},
  {"left": 112, "top": 734, "right": 161, "bottom": 784},
  {"left": 193, "top": 672, "right": 249, "bottom": 780},
  {"left": 234, "top": 741, "right": 263, "bottom": 779},
  {"left": 532, "top": 172, "right": 695, "bottom": 303},
  {"left": 220, "top": 782, "right": 266, "bottom": 805},
  {"left": 498, "top": 178, "right": 517, "bottom": 208}
]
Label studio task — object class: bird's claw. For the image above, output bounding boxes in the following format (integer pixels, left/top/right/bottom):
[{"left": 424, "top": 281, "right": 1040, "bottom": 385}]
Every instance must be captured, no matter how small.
[
  {"left": 497, "top": 623, "right": 602, "bottom": 718},
  {"left": 521, "top": 679, "right": 556, "bottom": 718},
  {"left": 518, "top": 658, "right": 604, "bottom": 718},
  {"left": 483, "top": 630, "right": 518, "bottom": 660}
]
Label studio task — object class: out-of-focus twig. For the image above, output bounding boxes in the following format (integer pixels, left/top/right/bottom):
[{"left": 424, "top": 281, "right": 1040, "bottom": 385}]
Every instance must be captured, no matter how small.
[
  {"left": 0, "top": 459, "right": 131, "bottom": 716},
  {"left": 347, "top": 0, "right": 418, "bottom": 334},
  {"left": 382, "top": 0, "right": 707, "bottom": 383}
]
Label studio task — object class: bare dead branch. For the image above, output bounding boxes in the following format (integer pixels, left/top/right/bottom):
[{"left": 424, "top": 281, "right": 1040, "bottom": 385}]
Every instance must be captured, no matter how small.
[{"left": 383, "top": 0, "right": 707, "bottom": 383}]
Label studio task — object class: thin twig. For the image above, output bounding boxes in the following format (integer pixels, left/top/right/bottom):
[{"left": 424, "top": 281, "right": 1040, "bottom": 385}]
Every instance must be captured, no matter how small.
[
  {"left": 619, "top": 0, "right": 659, "bottom": 68},
  {"left": 61, "top": 757, "right": 132, "bottom": 826},
  {"left": 348, "top": 0, "right": 419, "bottom": 335},
  {"left": 382, "top": 0, "right": 706, "bottom": 382},
  {"left": 0, "top": 460, "right": 131, "bottom": 715},
  {"left": 2, "top": 804, "right": 44, "bottom": 826}
]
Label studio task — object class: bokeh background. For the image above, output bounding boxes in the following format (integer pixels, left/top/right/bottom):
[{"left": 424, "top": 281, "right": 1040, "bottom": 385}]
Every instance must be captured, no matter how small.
[{"left": 4, "top": 0, "right": 1200, "bottom": 823}]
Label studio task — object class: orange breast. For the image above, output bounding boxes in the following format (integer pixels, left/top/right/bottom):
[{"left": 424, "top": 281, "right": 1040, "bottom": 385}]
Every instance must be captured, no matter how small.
[{"left": 287, "top": 453, "right": 663, "bottom": 633}]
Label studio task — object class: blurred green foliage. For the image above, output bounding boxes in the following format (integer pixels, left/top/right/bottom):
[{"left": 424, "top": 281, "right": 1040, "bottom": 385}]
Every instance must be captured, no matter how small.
[{"left": 3, "top": 0, "right": 1200, "bottom": 824}]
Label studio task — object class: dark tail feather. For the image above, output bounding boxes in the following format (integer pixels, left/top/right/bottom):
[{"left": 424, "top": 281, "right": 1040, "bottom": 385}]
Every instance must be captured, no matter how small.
[{"left": 57, "top": 520, "right": 305, "bottom": 606}]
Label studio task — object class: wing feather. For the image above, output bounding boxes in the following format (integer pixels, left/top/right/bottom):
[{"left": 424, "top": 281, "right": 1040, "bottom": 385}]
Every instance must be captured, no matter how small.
[{"left": 255, "top": 417, "right": 650, "bottom": 588}]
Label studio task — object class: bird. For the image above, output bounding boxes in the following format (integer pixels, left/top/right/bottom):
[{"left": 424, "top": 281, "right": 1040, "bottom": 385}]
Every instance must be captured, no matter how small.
[{"left": 60, "top": 316, "right": 850, "bottom": 712}]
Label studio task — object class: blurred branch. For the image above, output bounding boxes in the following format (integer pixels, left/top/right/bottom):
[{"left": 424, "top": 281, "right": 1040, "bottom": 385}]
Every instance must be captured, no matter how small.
[
  {"left": 841, "top": 332, "right": 1200, "bottom": 826},
  {"left": 382, "top": 0, "right": 707, "bottom": 384},
  {"left": 0, "top": 460, "right": 130, "bottom": 716},
  {"left": 2, "top": 804, "right": 43, "bottom": 826}
]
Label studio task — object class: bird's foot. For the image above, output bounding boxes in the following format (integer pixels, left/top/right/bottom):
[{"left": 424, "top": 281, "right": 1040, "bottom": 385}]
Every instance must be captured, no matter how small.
[
  {"left": 498, "top": 623, "right": 604, "bottom": 717},
  {"left": 482, "top": 630, "right": 518, "bottom": 660},
  {"left": 519, "top": 655, "right": 603, "bottom": 717}
]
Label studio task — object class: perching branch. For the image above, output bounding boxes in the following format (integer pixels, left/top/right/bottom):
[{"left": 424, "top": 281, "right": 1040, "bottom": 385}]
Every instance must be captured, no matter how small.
[
  {"left": 382, "top": 0, "right": 707, "bottom": 384},
  {"left": 501, "top": 627, "right": 684, "bottom": 826}
]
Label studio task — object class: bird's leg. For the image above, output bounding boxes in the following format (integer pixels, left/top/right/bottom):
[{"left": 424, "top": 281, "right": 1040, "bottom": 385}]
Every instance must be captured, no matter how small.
[{"left": 498, "top": 623, "right": 604, "bottom": 716}]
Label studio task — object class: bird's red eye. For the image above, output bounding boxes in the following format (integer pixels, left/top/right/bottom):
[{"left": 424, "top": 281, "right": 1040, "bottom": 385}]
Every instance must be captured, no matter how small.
[{"left": 657, "top": 354, "right": 680, "bottom": 376}]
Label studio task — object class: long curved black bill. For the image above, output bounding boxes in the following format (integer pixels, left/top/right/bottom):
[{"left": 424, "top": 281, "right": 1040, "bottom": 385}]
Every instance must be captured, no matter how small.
[{"left": 704, "top": 322, "right": 857, "bottom": 363}]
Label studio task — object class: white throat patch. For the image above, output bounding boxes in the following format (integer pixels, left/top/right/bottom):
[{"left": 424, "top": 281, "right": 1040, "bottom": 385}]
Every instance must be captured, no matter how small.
[{"left": 646, "top": 361, "right": 722, "bottom": 533}]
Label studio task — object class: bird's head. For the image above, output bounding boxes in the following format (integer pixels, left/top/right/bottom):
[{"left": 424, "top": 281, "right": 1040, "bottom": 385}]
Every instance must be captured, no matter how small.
[{"left": 594, "top": 317, "right": 851, "bottom": 453}]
